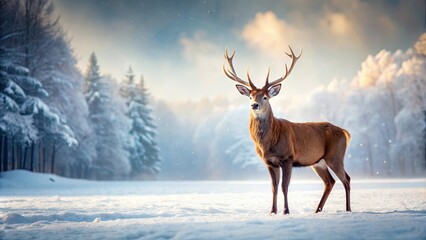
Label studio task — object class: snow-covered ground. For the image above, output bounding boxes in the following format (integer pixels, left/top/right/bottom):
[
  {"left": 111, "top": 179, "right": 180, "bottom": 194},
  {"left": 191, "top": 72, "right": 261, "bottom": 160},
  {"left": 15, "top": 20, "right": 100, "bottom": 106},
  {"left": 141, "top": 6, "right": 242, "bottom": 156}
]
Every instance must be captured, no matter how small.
[{"left": 0, "top": 171, "right": 425, "bottom": 240}]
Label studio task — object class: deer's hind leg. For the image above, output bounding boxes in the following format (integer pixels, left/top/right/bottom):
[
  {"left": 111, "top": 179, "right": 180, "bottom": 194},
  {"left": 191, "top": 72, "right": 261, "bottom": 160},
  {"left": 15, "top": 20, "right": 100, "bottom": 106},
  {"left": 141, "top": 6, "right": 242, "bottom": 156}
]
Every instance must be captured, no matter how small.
[
  {"left": 312, "top": 159, "right": 335, "bottom": 213},
  {"left": 324, "top": 157, "right": 351, "bottom": 212},
  {"left": 324, "top": 131, "right": 352, "bottom": 212}
]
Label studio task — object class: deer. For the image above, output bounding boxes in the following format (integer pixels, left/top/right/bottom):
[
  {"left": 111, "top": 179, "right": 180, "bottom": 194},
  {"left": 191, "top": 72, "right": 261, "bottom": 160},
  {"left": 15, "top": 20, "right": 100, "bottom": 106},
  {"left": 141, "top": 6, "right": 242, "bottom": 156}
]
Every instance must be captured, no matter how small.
[{"left": 222, "top": 46, "right": 351, "bottom": 215}]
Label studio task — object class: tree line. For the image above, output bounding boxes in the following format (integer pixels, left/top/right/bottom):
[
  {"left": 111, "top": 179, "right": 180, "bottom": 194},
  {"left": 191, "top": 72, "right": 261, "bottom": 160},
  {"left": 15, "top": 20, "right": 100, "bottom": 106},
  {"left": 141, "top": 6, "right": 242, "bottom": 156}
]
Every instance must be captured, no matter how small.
[{"left": 0, "top": 0, "right": 160, "bottom": 180}]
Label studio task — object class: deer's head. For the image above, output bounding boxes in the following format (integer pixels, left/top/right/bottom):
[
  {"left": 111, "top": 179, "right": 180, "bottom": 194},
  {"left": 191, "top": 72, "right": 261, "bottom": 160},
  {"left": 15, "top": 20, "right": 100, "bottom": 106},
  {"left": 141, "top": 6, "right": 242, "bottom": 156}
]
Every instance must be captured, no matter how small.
[{"left": 223, "top": 46, "right": 302, "bottom": 118}]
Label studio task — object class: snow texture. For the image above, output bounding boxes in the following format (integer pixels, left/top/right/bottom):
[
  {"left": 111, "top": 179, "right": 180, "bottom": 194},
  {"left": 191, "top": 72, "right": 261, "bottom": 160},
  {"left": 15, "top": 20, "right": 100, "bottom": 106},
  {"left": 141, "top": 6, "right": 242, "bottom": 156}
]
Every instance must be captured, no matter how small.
[{"left": 0, "top": 170, "right": 425, "bottom": 239}]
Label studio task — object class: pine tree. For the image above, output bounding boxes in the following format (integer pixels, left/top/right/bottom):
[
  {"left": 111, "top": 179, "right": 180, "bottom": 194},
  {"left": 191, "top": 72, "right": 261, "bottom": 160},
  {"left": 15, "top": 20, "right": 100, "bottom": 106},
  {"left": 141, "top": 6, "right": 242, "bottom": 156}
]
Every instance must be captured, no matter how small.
[
  {"left": 85, "top": 53, "right": 104, "bottom": 107},
  {"left": 1, "top": 0, "right": 35, "bottom": 138},
  {"left": 0, "top": 59, "right": 38, "bottom": 145},
  {"left": 18, "top": 0, "right": 77, "bottom": 173},
  {"left": 85, "top": 53, "right": 130, "bottom": 179},
  {"left": 0, "top": 1, "right": 34, "bottom": 171},
  {"left": 120, "top": 67, "right": 142, "bottom": 176},
  {"left": 40, "top": 35, "right": 94, "bottom": 178},
  {"left": 121, "top": 67, "right": 160, "bottom": 178},
  {"left": 1, "top": 0, "right": 77, "bottom": 172}
]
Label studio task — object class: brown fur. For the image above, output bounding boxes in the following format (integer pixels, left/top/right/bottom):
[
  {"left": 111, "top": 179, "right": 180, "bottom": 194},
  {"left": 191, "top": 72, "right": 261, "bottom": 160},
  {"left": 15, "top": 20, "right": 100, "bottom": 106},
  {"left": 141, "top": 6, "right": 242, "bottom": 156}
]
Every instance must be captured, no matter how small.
[
  {"left": 247, "top": 90, "right": 352, "bottom": 215},
  {"left": 223, "top": 47, "right": 351, "bottom": 214}
]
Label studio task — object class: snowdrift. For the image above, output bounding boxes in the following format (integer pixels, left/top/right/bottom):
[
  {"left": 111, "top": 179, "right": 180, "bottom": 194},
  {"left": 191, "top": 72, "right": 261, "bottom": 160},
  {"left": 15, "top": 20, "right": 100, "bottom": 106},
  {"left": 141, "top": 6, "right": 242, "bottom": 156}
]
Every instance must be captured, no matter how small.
[{"left": 0, "top": 170, "right": 425, "bottom": 240}]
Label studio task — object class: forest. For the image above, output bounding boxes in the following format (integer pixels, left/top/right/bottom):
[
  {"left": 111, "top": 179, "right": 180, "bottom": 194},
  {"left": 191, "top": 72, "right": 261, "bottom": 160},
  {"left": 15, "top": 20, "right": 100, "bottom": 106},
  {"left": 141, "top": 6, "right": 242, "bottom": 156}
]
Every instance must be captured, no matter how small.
[
  {"left": 0, "top": 0, "right": 160, "bottom": 180},
  {"left": 1, "top": 0, "right": 425, "bottom": 180}
]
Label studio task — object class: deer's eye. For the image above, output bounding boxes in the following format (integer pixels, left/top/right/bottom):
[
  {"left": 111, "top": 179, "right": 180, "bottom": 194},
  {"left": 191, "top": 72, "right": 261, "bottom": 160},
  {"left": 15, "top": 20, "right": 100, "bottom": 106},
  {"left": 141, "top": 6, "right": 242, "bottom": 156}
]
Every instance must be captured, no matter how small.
[
  {"left": 249, "top": 96, "right": 252, "bottom": 100},
  {"left": 263, "top": 96, "right": 267, "bottom": 100}
]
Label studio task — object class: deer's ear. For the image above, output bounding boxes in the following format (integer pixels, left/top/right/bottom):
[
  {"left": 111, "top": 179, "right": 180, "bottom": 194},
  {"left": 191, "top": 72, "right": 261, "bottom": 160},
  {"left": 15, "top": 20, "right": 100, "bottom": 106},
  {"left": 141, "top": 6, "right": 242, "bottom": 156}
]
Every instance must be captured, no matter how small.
[
  {"left": 268, "top": 84, "right": 281, "bottom": 98},
  {"left": 235, "top": 84, "right": 251, "bottom": 97}
]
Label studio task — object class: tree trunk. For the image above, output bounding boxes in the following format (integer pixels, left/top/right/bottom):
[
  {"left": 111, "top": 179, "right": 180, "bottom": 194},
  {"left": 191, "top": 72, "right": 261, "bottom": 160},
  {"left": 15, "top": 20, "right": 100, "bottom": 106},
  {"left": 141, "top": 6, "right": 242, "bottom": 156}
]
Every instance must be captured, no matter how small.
[
  {"left": 11, "top": 141, "right": 15, "bottom": 170},
  {"left": 2, "top": 136, "right": 7, "bottom": 171},
  {"left": 15, "top": 143, "right": 20, "bottom": 169},
  {"left": 51, "top": 142, "right": 56, "bottom": 174},
  {"left": 30, "top": 142, "right": 35, "bottom": 171},
  {"left": 38, "top": 143, "right": 41, "bottom": 172},
  {"left": 0, "top": 136, "right": 4, "bottom": 172},
  {"left": 40, "top": 142, "right": 44, "bottom": 171},
  {"left": 23, "top": 146, "right": 28, "bottom": 170},
  {"left": 18, "top": 143, "right": 22, "bottom": 169},
  {"left": 42, "top": 143, "right": 46, "bottom": 172}
]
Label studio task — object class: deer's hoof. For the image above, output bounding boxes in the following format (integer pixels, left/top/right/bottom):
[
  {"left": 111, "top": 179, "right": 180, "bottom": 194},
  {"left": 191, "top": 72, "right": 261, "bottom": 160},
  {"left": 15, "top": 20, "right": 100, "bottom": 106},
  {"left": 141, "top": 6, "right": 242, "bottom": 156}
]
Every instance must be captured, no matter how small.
[{"left": 269, "top": 210, "right": 277, "bottom": 215}]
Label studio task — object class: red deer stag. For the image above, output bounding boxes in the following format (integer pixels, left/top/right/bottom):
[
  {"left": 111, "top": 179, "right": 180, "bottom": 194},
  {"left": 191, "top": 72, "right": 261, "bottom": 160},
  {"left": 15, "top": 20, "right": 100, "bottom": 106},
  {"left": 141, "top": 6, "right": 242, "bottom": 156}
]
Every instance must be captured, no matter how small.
[{"left": 223, "top": 46, "right": 351, "bottom": 214}]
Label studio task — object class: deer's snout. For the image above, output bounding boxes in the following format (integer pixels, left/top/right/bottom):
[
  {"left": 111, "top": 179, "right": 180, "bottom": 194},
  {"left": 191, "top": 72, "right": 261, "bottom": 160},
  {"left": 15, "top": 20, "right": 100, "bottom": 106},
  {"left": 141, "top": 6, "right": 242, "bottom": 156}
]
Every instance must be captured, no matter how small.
[{"left": 251, "top": 103, "right": 259, "bottom": 110}]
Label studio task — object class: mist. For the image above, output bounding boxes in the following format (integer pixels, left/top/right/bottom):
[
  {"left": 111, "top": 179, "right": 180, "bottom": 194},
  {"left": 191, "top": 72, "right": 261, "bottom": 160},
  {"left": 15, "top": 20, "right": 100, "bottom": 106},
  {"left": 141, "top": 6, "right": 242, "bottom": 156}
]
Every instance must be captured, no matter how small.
[
  {"left": 154, "top": 40, "right": 426, "bottom": 180},
  {"left": 1, "top": 0, "right": 425, "bottom": 180}
]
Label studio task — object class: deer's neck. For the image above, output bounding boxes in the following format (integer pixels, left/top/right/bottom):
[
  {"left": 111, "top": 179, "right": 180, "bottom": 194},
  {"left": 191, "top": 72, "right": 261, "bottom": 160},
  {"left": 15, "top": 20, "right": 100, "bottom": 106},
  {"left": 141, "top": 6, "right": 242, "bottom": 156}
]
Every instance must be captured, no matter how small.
[{"left": 249, "top": 109, "right": 276, "bottom": 144}]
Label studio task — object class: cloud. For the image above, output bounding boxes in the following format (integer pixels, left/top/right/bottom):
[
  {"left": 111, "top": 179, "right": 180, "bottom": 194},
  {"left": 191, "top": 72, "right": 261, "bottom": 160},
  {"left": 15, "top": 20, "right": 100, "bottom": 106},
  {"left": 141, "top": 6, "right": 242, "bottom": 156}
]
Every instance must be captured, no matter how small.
[
  {"left": 241, "top": 11, "right": 303, "bottom": 56},
  {"left": 54, "top": 0, "right": 422, "bottom": 103},
  {"left": 414, "top": 33, "right": 426, "bottom": 56},
  {"left": 317, "top": 0, "right": 404, "bottom": 50},
  {"left": 240, "top": 9, "right": 364, "bottom": 56},
  {"left": 319, "top": 11, "right": 363, "bottom": 48},
  {"left": 321, "top": 12, "right": 353, "bottom": 37},
  {"left": 240, "top": 0, "right": 407, "bottom": 56}
]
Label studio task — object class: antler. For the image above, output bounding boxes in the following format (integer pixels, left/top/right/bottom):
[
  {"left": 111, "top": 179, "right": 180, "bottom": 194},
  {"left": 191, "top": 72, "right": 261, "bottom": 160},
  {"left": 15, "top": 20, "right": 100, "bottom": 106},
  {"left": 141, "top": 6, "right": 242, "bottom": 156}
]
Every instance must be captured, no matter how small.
[
  {"left": 263, "top": 46, "right": 302, "bottom": 89},
  {"left": 223, "top": 49, "right": 256, "bottom": 89}
]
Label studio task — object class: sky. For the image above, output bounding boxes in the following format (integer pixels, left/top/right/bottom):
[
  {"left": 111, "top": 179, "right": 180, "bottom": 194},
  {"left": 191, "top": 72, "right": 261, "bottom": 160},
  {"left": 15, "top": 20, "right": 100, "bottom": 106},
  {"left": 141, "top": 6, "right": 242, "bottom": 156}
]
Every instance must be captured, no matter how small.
[{"left": 54, "top": 0, "right": 425, "bottom": 102}]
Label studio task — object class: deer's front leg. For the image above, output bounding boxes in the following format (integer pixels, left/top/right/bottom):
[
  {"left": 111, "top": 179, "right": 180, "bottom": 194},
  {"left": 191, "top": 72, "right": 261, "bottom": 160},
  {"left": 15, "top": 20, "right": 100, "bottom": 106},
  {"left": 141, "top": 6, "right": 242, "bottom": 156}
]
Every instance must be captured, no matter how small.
[
  {"left": 267, "top": 166, "right": 280, "bottom": 215},
  {"left": 280, "top": 160, "right": 293, "bottom": 214}
]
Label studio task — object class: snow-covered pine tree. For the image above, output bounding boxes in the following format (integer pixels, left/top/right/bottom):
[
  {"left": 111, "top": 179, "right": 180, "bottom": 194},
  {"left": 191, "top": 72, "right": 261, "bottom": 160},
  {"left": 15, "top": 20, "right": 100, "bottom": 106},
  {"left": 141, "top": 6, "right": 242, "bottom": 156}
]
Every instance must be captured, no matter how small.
[
  {"left": 121, "top": 67, "right": 160, "bottom": 179},
  {"left": 120, "top": 67, "right": 142, "bottom": 177},
  {"left": 14, "top": 0, "right": 95, "bottom": 177},
  {"left": 0, "top": 0, "right": 36, "bottom": 171},
  {"left": 14, "top": 0, "right": 77, "bottom": 173},
  {"left": 1, "top": 0, "right": 77, "bottom": 173},
  {"left": 85, "top": 53, "right": 130, "bottom": 180},
  {"left": 39, "top": 35, "right": 94, "bottom": 178}
]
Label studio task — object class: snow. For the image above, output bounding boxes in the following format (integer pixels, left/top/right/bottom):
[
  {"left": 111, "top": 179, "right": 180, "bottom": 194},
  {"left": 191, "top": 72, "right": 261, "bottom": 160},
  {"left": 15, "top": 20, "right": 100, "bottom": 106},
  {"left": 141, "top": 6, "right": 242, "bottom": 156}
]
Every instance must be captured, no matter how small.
[
  {"left": 4, "top": 81, "right": 26, "bottom": 99},
  {"left": 0, "top": 170, "right": 425, "bottom": 240}
]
